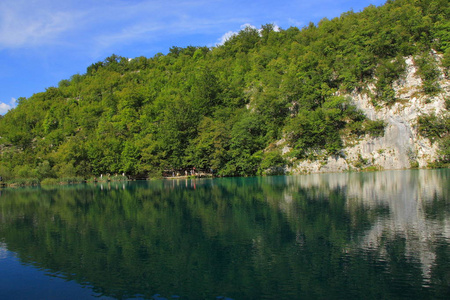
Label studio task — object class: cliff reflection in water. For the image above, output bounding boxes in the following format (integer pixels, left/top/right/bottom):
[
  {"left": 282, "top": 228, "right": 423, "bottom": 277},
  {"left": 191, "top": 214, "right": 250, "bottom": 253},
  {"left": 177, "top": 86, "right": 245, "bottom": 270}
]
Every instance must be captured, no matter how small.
[
  {"left": 280, "top": 170, "right": 450, "bottom": 282},
  {"left": 0, "top": 169, "right": 449, "bottom": 299}
]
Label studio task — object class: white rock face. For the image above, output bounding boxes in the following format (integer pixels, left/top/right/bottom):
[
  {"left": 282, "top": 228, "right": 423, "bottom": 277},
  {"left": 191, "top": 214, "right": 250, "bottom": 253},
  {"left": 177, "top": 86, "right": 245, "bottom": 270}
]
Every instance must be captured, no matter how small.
[{"left": 290, "top": 55, "right": 449, "bottom": 174}]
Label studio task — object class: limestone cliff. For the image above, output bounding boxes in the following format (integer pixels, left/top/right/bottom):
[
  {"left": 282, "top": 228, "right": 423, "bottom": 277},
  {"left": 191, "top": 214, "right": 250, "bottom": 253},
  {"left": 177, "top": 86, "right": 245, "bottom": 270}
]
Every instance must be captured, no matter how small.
[{"left": 288, "top": 54, "right": 449, "bottom": 174}]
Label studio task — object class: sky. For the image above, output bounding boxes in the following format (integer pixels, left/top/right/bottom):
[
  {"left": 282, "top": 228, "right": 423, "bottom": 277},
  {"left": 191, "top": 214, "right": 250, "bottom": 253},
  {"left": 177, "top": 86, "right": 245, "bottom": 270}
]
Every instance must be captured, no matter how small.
[{"left": 0, "top": 0, "right": 387, "bottom": 115}]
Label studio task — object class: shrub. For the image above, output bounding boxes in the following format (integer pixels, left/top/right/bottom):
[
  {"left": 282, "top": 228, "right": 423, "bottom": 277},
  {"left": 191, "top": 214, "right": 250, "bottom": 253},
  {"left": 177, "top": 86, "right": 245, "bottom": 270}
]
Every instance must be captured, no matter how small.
[
  {"left": 364, "top": 120, "right": 386, "bottom": 137},
  {"left": 259, "top": 150, "right": 286, "bottom": 175},
  {"left": 415, "top": 54, "right": 441, "bottom": 95},
  {"left": 41, "top": 178, "right": 60, "bottom": 185},
  {"left": 6, "top": 178, "right": 39, "bottom": 186},
  {"left": 417, "top": 114, "right": 448, "bottom": 142}
]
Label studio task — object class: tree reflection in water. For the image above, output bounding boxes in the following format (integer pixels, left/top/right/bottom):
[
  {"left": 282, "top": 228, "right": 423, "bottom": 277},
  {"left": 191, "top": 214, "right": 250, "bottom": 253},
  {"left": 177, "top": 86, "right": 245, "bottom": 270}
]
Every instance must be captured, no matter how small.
[{"left": 0, "top": 169, "right": 449, "bottom": 299}]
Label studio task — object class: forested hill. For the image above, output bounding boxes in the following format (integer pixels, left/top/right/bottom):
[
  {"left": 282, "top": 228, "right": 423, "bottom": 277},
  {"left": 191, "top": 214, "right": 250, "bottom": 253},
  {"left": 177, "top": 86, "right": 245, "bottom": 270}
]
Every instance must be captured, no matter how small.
[{"left": 0, "top": 0, "right": 449, "bottom": 182}]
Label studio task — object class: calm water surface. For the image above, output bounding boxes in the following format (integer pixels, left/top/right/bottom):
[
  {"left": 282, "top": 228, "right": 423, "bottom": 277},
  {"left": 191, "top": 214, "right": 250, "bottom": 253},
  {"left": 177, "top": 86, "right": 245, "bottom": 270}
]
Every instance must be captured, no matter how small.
[{"left": 0, "top": 169, "right": 449, "bottom": 299}]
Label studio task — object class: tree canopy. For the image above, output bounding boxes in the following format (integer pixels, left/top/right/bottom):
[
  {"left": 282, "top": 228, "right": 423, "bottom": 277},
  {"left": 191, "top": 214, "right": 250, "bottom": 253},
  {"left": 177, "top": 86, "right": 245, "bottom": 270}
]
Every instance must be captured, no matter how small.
[{"left": 0, "top": 0, "right": 449, "bottom": 181}]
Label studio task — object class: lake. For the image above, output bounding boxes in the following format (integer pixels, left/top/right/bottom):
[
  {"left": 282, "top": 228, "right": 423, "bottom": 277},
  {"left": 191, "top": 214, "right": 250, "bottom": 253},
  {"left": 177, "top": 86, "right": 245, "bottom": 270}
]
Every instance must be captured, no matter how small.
[{"left": 0, "top": 169, "right": 449, "bottom": 299}]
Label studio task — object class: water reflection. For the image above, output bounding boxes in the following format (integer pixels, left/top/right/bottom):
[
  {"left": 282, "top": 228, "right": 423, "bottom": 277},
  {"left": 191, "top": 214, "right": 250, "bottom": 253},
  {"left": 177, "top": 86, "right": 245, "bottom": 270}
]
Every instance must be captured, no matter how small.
[
  {"left": 280, "top": 170, "right": 450, "bottom": 284},
  {"left": 0, "top": 170, "right": 448, "bottom": 299},
  {"left": 0, "top": 242, "right": 7, "bottom": 259}
]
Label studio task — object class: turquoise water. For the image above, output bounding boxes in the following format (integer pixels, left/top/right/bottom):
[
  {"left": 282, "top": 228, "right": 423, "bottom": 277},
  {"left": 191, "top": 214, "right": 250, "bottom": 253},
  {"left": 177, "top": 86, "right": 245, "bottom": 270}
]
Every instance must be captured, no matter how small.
[{"left": 0, "top": 169, "right": 449, "bottom": 299}]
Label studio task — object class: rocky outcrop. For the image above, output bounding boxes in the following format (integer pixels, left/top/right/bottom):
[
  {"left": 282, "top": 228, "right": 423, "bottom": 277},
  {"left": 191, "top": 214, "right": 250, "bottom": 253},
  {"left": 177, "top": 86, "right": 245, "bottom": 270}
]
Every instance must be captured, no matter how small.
[{"left": 289, "top": 55, "right": 449, "bottom": 174}]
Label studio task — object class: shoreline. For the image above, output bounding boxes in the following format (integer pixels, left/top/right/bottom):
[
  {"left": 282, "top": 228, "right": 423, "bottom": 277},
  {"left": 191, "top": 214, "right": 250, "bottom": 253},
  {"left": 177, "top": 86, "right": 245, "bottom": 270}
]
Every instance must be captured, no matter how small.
[{"left": 1, "top": 166, "right": 448, "bottom": 188}]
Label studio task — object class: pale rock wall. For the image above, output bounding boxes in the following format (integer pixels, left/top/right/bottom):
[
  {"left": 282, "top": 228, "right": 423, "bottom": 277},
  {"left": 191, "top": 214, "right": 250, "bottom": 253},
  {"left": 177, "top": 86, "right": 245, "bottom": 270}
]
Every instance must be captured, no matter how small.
[{"left": 290, "top": 55, "right": 449, "bottom": 174}]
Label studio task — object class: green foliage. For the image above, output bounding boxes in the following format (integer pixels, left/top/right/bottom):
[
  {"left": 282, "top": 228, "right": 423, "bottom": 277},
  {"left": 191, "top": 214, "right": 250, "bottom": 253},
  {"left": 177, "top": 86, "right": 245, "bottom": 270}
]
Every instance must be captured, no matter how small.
[
  {"left": 40, "top": 178, "right": 60, "bottom": 185},
  {"left": 418, "top": 113, "right": 450, "bottom": 164},
  {"left": 438, "top": 136, "right": 450, "bottom": 164},
  {"left": 285, "top": 97, "right": 358, "bottom": 158},
  {"left": 364, "top": 120, "right": 386, "bottom": 137},
  {"left": 0, "top": 164, "right": 13, "bottom": 182},
  {"left": 6, "top": 178, "right": 40, "bottom": 186},
  {"left": 0, "top": 0, "right": 448, "bottom": 179},
  {"left": 415, "top": 54, "right": 441, "bottom": 94},
  {"left": 286, "top": 108, "right": 340, "bottom": 158},
  {"left": 259, "top": 150, "right": 286, "bottom": 175},
  {"left": 375, "top": 57, "right": 406, "bottom": 104},
  {"left": 443, "top": 48, "right": 450, "bottom": 75},
  {"left": 417, "top": 114, "right": 449, "bottom": 141}
]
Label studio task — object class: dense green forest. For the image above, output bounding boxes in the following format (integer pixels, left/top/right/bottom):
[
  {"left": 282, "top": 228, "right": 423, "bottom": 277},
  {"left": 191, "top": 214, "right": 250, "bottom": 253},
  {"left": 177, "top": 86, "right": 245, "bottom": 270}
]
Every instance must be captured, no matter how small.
[{"left": 0, "top": 0, "right": 449, "bottom": 182}]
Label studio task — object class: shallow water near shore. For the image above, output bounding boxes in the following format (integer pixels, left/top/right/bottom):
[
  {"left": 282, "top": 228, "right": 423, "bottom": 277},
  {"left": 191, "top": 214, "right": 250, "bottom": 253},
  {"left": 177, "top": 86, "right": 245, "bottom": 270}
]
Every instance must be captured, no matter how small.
[{"left": 0, "top": 169, "right": 449, "bottom": 299}]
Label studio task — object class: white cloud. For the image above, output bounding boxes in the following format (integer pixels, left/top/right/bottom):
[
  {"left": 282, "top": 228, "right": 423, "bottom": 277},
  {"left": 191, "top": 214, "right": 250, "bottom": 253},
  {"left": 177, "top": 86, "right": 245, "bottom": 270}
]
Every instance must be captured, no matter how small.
[
  {"left": 216, "top": 23, "right": 257, "bottom": 46},
  {"left": 217, "top": 31, "right": 237, "bottom": 45},
  {"left": 0, "top": 98, "right": 16, "bottom": 115},
  {"left": 0, "top": 0, "right": 175, "bottom": 51},
  {"left": 91, "top": 1, "right": 243, "bottom": 53},
  {"left": 288, "top": 18, "right": 305, "bottom": 28},
  {"left": 0, "top": 0, "right": 385, "bottom": 52},
  {"left": 0, "top": 103, "right": 12, "bottom": 115},
  {"left": 0, "top": 0, "right": 255, "bottom": 53},
  {"left": 0, "top": 1, "right": 81, "bottom": 49},
  {"left": 240, "top": 23, "right": 257, "bottom": 30},
  {"left": 217, "top": 22, "right": 281, "bottom": 46}
]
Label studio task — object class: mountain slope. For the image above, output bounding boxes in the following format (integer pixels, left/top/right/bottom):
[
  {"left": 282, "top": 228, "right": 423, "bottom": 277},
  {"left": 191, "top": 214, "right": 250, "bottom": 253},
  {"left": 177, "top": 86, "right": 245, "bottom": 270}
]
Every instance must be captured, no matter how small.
[{"left": 0, "top": 0, "right": 449, "bottom": 181}]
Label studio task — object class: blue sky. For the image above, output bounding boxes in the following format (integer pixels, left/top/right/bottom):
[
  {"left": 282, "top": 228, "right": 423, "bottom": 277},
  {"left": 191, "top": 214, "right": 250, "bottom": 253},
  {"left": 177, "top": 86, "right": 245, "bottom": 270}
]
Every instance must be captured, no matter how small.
[{"left": 0, "top": 0, "right": 387, "bottom": 115}]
